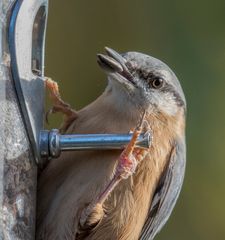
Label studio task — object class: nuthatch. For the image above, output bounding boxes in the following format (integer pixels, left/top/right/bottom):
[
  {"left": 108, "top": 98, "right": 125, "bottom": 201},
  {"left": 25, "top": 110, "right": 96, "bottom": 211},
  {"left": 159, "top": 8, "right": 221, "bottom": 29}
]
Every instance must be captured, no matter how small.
[{"left": 37, "top": 47, "right": 186, "bottom": 240}]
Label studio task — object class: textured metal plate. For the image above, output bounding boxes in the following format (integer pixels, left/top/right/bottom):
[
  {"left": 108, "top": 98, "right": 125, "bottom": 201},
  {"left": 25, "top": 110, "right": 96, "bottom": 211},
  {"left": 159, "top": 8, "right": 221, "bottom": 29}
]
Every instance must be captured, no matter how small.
[{"left": 9, "top": 0, "right": 48, "bottom": 163}]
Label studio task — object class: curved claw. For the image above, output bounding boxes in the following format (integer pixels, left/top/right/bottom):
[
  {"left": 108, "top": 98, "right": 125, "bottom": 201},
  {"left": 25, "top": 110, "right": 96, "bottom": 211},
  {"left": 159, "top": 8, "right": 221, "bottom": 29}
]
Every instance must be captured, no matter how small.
[
  {"left": 45, "top": 108, "right": 52, "bottom": 125},
  {"left": 45, "top": 77, "right": 78, "bottom": 132}
]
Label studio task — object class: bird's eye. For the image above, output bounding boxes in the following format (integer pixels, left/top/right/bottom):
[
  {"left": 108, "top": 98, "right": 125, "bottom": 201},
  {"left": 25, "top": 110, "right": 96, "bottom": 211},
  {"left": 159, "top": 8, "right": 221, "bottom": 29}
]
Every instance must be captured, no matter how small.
[{"left": 150, "top": 77, "right": 164, "bottom": 89}]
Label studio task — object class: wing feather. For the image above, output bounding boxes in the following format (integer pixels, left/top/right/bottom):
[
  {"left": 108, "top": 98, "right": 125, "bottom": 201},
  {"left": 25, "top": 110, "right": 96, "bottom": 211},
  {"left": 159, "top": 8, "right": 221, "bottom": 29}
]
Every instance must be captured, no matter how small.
[{"left": 140, "top": 137, "right": 186, "bottom": 240}]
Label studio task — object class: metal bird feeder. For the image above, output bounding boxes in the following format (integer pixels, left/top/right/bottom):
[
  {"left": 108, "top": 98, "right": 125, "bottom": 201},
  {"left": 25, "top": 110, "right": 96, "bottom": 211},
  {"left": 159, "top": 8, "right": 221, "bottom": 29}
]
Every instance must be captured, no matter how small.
[
  {"left": 1, "top": 0, "right": 46, "bottom": 238},
  {"left": 0, "top": 0, "right": 151, "bottom": 238}
]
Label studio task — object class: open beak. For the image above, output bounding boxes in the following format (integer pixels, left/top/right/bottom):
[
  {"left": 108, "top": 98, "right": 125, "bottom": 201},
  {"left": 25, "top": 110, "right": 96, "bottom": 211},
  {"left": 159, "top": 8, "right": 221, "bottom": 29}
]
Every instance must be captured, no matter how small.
[{"left": 97, "top": 47, "right": 136, "bottom": 88}]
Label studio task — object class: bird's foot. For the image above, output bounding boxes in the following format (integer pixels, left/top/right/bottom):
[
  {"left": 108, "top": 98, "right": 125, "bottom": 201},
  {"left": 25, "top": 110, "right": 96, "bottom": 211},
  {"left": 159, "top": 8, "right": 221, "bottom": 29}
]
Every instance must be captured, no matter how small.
[
  {"left": 79, "top": 111, "right": 150, "bottom": 228},
  {"left": 96, "top": 111, "right": 149, "bottom": 202},
  {"left": 115, "top": 111, "right": 149, "bottom": 179},
  {"left": 45, "top": 77, "right": 77, "bottom": 133}
]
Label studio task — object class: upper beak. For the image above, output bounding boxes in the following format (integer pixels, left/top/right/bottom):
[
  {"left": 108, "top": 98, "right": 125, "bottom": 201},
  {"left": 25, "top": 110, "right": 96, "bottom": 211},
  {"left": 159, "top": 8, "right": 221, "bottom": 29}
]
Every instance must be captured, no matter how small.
[{"left": 97, "top": 47, "right": 136, "bottom": 87}]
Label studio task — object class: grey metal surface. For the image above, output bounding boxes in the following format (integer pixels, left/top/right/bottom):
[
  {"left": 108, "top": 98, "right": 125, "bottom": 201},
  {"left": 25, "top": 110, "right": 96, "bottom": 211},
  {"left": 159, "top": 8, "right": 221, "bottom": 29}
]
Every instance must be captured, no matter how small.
[
  {"left": 39, "top": 129, "right": 152, "bottom": 158},
  {"left": 0, "top": 0, "right": 48, "bottom": 239},
  {"left": 60, "top": 133, "right": 151, "bottom": 150},
  {"left": 9, "top": 0, "right": 48, "bottom": 164}
]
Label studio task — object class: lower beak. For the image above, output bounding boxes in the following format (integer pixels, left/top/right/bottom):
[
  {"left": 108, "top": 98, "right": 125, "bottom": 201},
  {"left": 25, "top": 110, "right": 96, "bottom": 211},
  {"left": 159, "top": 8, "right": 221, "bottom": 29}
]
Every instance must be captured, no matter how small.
[{"left": 97, "top": 47, "right": 136, "bottom": 87}]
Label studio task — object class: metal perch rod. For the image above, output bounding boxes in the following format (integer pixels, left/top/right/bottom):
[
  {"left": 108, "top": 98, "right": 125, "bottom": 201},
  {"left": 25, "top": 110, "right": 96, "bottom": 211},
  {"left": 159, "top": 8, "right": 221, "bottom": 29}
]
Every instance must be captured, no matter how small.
[{"left": 39, "top": 129, "right": 152, "bottom": 158}]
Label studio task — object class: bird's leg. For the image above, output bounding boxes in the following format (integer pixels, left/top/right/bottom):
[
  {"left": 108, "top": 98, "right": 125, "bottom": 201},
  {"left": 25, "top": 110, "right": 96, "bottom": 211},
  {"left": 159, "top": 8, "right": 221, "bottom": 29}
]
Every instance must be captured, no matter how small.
[
  {"left": 45, "top": 78, "right": 77, "bottom": 133},
  {"left": 79, "top": 111, "right": 149, "bottom": 228}
]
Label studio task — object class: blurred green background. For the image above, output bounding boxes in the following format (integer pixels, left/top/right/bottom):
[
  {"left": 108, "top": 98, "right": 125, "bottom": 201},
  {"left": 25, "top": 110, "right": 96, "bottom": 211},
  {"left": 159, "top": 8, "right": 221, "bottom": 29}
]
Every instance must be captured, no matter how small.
[{"left": 45, "top": 1, "right": 225, "bottom": 239}]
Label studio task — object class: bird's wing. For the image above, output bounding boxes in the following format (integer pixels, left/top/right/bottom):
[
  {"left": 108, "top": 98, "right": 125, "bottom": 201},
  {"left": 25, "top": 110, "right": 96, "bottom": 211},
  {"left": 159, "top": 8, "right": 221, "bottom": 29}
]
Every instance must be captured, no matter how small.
[{"left": 140, "top": 137, "right": 186, "bottom": 240}]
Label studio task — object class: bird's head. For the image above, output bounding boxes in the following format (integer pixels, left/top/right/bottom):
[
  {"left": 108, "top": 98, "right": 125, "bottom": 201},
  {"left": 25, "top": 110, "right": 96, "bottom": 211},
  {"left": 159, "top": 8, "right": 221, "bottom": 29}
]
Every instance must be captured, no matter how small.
[{"left": 97, "top": 47, "right": 186, "bottom": 118}]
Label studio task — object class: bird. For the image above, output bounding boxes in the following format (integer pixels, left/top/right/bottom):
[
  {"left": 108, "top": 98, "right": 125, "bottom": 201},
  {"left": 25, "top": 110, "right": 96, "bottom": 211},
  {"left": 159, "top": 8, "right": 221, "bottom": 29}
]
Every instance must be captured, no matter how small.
[{"left": 36, "top": 47, "right": 186, "bottom": 240}]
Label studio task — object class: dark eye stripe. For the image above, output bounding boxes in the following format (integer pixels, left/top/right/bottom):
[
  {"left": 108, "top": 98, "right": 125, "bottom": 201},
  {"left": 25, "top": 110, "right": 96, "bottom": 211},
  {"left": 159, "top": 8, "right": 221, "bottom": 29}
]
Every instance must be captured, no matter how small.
[
  {"left": 137, "top": 69, "right": 185, "bottom": 107},
  {"left": 136, "top": 69, "right": 154, "bottom": 80},
  {"left": 162, "top": 83, "right": 185, "bottom": 107}
]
